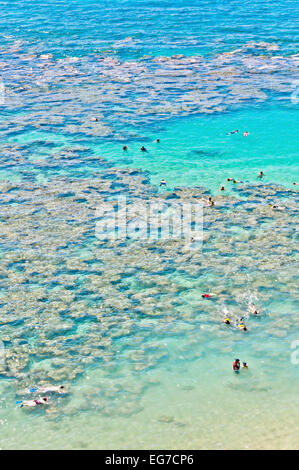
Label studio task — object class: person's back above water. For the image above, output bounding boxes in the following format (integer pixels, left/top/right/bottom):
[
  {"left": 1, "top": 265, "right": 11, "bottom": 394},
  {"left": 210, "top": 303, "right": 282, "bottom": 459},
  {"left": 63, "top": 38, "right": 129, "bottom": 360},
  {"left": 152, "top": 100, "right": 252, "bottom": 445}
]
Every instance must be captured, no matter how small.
[
  {"left": 23, "top": 384, "right": 65, "bottom": 394},
  {"left": 19, "top": 397, "right": 48, "bottom": 408},
  {"left": 248, "top": 304, "right": 259, "bottom": 315},
  {"left": 37, "top": 385, "right": 65, "bottom": 394}
]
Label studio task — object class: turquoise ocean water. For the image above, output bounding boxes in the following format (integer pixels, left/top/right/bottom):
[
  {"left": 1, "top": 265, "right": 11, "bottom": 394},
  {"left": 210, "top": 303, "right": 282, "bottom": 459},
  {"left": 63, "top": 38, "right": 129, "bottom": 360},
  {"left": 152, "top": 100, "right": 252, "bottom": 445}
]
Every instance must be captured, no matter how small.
[{"left": 0, "top": 0, "right": 298, "bottom": 449}]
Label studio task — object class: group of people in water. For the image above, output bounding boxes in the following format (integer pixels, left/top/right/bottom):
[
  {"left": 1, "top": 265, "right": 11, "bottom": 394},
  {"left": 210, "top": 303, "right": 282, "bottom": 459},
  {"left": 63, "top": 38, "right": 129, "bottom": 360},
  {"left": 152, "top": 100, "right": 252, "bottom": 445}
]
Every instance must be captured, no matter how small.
[
  {"left": 122, "top": 139, "right": 160, "bottom": 154},
  {"left": 17, "top": 385, "right": 65, "bottom": 408},
  {"left": 233, "top": 359, "right": 248, "bottom": 374},
  {"left": 201, "top": 292, "right": 259, "bottom": 333},
  {"left": 224, "top": 303, "right": 259, "bottom": 332},
  {"left": 227, "top": 129, "right": 249, "bottom": 137}
]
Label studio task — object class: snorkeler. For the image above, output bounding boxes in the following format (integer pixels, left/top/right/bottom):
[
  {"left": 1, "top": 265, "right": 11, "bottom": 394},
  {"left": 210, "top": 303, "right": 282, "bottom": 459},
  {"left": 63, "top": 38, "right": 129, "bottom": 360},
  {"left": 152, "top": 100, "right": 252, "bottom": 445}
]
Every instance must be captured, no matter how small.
[
  {"left": 202, "top": 293, "right": 217, "bottom": 299},
  {"left": 233, "top": 359, "right": 240, "bottom": 373},
  {"left": 236, "top": 321, "right": 247, "bottom": 331},
  {"left": 29, "top": 385, "right": 65, "bottom": 394},
  {"left": 18, "top": 397, "right": 48, "bottom": 408},
  {"left": 160, "top": 179, "right": 167, "bottom": 186},
  {"left": 227, "top": 130, "right": 239, "bottom": 135},
  {"left": 248, "top": 304, "right": 259, "bottom": 315},
  {"left": 269, "top": 203, "right": 285, "bottom": 211}
]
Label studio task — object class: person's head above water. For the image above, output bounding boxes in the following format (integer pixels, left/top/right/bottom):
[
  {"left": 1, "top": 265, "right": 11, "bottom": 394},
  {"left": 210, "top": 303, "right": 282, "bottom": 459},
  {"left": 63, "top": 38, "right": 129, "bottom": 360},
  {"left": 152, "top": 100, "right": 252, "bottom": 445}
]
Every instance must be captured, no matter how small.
[{"left": 123, "top": 145, "right": 128, "bottom": 151}]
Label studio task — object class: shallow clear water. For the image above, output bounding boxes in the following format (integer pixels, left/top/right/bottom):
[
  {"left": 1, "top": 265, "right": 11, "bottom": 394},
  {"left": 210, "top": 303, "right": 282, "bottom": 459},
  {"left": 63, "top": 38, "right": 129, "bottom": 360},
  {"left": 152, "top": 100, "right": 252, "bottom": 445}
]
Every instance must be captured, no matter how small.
[{"left": 0, "top": 0, "right": 298, "bottom": 450}]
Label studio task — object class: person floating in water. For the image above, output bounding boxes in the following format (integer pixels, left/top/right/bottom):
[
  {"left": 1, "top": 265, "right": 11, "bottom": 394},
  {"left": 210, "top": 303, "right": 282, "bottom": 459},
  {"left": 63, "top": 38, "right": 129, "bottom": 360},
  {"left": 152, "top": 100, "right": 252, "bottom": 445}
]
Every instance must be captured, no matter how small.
[
  {"left": 208, "top": 197, "right": 215, "bottom": 206},
  {"left": 242, "top": 362, "right": 248, "bottom": 369},
  {"left": 243, "top": 131, "right": 249, "bottom": 137},
  {"left": 29, "top": 385, "right": 65, "bottom": 394},
  {"left": 269, "top": 203, "right": 285, "bottom": 211},
  {"left": 18, "top": 397, "right": 48, "bottom": 408},
  {"left": 220, "top": 186, "right": 225, "bottom": 191},
  {"left": 236, "top": 320, "right": 247, "bottom": 331},
  {"left": 233, "top": 359, "right": 240, "bottom": 373},
  {"left": 258, "top": 171, "right": 264, "bottom": 179},
  {"left": 227, "top": 178, "right": 234, "bottom": 182},
  {"left": 293, "top": 182, "right": 298, "bottom": 186},
  {"left": 202, "top": 293, "right": 217, "bottom": 299},
  {"left": 227, "top": 130, "right": 239, "bottom": 135},
  {"left": 223, "top": 317, "right": 231, "bottom": 325},
  {"left": 156, "top": 138, "right": 160, "bottom": 143},
  {"left": 248, "top": 304, "right": 259, "bottom": 315},
  {"left": 140, "top": 146, "right": 147, "bottom": 152},
  {"left": 160, "top": 179, "right": 167, "bottom": 186},
  {"left": 123, "top": 145, "right": 128, "bottom": 151}
]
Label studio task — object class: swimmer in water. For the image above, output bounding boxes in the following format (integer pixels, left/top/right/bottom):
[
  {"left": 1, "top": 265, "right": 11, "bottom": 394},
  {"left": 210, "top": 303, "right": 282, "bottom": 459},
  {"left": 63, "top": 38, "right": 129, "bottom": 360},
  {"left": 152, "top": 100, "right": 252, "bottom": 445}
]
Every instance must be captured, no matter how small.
[
  {"left": 269, "top": 203, "right": 285, "bottom": 211},
  {"left": 258, "top": 171, "right": 264, "bottom": 179},
  {"left": 242, "top": 362, "right": 248, "bottom": 369},
  {"left": 243, "top": 131, "right": 249, "bottom": 137},
  {"left": 160, "top": 179, "right": 167, "bottom": 186},
  {"left": 237, "top": 321, "right": 247, "bottom": 331},
  {"left": 140, "top": 146, "right": 147, "bottom": 152},
  {"left": 156, "top": 138, "right": 160, "bottom": 143},
  {"left": 227, "top": 178, "right": 234, "bottom": 182},
  {"left": 208, "top": 197, "right": 215, "bottom": 206},
  {"left": 233, "top": 359, "right": 240, "bottom": 373},
  {"left": 223, "top": 317, "right": 231, "bottom": 325},
  {"left": 31, "top": 385, "right": 65, "bottom": 394},
  {"left": 202, "top": 293, "right": 217, "bottom": 299},
  {"left": 123, "top": 145, "right": 128, "bottom": 151},
  {"left": 293, "top": 182, "right": 298, "bottom": 186},
  {"left": 220, "top": 186, "right": 225, "bottom": 191},
  {"left": 248, "top": 304, "right": 259, "bottom": 315},
  {"left": 227, "top": 130, "right": 239, "bottom": 135},
  {"left": 19, "top": 397, "right": 48, "bottom": 408}
]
